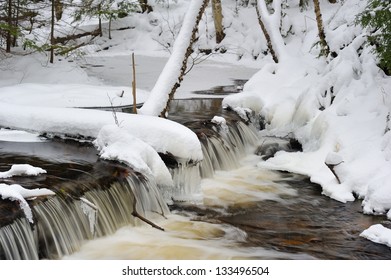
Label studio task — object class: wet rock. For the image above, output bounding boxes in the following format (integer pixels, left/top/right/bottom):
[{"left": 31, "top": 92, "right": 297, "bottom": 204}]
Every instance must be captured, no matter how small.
[{"left": 256, "top": 137, "right": 302, "bottom": 160}]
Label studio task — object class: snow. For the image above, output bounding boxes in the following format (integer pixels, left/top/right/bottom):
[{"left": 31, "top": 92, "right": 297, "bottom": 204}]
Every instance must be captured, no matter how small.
[
  {"left": 256, "top": 0, "right": 287, "bottom": 60},
  {"left": 211, "top": 116, "right": 226, "bottom": 125},
  {"left": 0, "top": 128, "right": 46, "bottom": 142},
  {"left": 360, "top": 224, "right": 391, "bottom": 248},
  {"left": 0, "top": 103, "right": 202, "bottom": 162},
  {"left": 0, "top": 83, "right": 150, "bottom": 108},
  {"left": 211, "top": 116, "right": 229, "bottom": 135},
  {"left": 0, "top": 183, "right": 54, "bottom": 223},
  {"left": 94, "top": 125, "right": 174, "bottom": 187},
  {"left": 0, "top": 164, "right": 47, "bottom": 178},
  {"left": 325, "top": 152, "right": 343, "bottom": 166},
  {"left": 1, "top": 0, "right": 391, "bottom": 249},
  {"left": 0, "top": 165, "right": 52, "bottom": 223}
]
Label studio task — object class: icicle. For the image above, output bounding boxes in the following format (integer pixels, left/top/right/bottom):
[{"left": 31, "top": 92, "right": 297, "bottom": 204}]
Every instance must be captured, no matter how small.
[{"left": 80, "top": 197, "right": 98, "bottom": 235}]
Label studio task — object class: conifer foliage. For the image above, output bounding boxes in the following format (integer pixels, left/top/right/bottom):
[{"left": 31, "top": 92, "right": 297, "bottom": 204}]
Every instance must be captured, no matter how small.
[{"left": 358, "top": 0, "right": 391, "bottom": 75}]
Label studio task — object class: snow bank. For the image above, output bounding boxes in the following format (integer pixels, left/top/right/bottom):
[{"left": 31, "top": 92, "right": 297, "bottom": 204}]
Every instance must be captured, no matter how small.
[
  {"left": 94, "top": 125, "right": 173, "bottom": 187},
  {"left": 223, "top": 0, "right": 391, "bottom": 219},
  {"left": 360, "top": 224, "right": 391, "bottom": 248},
  {"left": 0, "top": 83, "right": 149, "bottom": 108},
  {"left": 0, "top": 54, "right": 98, "bottom": 87}
]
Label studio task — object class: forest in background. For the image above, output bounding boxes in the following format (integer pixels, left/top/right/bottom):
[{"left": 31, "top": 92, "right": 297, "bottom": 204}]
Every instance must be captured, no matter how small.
[{"left": 0, "top": 0, "right": 389, "bottom": 75}]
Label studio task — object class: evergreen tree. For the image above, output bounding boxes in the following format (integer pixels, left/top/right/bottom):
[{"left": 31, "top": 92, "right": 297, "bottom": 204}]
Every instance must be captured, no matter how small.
[{"left": 358, "top": 0, "right": 391, "bottom": 75}]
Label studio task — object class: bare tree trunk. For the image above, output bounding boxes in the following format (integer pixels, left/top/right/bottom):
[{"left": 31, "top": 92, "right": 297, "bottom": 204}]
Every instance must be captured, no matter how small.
[
  {"left": 211, "top": 0, "right": 225, "bottom": 44},
  {"left": 12, "top": 0, "right": 19, "bottom": 47},
  {"left": 108, "top": 16, "right": 112, "bottom": 39},
  {"left": 98, "top": 4, "right": 102, "bottom": 37},
  {"left": 6, "top": 0, "right": 12, "bottom": 52},
  {"left": 50, "top": 0, "right": 55, "bottom": 63},
  {"left": 255, "top": 1, "right": 278, "bottom": 63},
  {"left": 138, "top": 0, "right": 153, "bottom": 13},
  {"left": 139, "top": 0, "right": 210, "bottom": 117},
  {"left": 313, "top": 0, "right": 330, "bottom": 57}
]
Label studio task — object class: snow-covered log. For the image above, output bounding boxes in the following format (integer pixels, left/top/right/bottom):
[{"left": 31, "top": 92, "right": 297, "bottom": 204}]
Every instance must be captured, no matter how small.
[{"left": 0, "top": 103, "right": 203, "bottom": 163}]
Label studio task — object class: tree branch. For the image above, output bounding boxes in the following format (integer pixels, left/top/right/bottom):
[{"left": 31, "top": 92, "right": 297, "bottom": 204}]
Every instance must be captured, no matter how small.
[{"left": 132, "top": 199, "right": 164, "bottom": 231}]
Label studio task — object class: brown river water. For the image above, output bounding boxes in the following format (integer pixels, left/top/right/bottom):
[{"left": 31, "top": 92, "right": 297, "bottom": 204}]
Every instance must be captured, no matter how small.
[{"left": 1, "top": 98, "right": 390, "bottom": 260}]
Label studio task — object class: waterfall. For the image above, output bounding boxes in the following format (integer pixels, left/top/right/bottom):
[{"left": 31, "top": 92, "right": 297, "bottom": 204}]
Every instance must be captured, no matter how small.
[
  {"left": 169, "top": 161, "right": 202, "bottom": 202},
  {"left": 200, "top": 121, "right": 259, "bottom": 177},
  {"left": 168, "top": 119, "right": 259, "bottom": 201},
  {"left": 0, "top": 171, "right": 169, "bottom": 260},
  {"left": 0, "top": 111, "right": 259, "bottom": 259},
  {"left": 0, "top": 218, "right": 39, "bottom": 260}
]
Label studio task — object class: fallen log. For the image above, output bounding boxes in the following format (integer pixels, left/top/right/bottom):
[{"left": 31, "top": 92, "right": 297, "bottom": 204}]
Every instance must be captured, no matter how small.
[{"left": 54, "top": 28, "right": 101, "bottom": 45}]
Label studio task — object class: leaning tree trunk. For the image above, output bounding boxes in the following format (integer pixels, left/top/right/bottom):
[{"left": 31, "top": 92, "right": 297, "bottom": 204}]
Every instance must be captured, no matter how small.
[
  {"left": 255, "top": 0, "right": 286, "bottom": 63},
  {"left": 313, "top": 0, "right": 330, "bottom": 57},
  {"left": 211, "top": 0, "right": 225, "bottom": 44},
  {"left": 139, "top": 0, "right": 209, "bottom": 117},
  {"left": 255, "top": 1, "right": 278, "bottom": 63}
]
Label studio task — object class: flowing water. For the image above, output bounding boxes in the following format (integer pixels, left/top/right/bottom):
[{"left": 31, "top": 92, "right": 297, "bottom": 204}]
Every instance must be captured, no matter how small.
[
  {"left": 2, "top": 97, "right": 390, "bottom": 260},
  {"left": 0, "top": 140, "right": 169, "bottom": 259}
]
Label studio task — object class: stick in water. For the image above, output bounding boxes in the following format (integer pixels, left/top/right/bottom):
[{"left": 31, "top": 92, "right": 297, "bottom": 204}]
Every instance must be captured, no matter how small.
[{"left": 132, "top": 199, "right": 164, "bottom": 231}]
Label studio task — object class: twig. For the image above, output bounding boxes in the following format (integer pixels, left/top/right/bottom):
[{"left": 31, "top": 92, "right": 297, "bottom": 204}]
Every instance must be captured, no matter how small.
[
  {"left": 325, "top": 162, "right": 343, "bottom": 184},
  {"left": 132, "top": 199, "right": 164, "bottom": 231},
  {"left": 107, "top": 93, "right": 119, "bottom": 126},
  {"left": 79, "top": 197, "right": 99, "bottom": 211},
  {"left": 67, "top": 194, "right": 99, "bottom": 211}
]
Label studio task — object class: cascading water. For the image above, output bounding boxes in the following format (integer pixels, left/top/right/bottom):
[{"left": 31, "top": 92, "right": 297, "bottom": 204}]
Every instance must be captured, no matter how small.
[
  {"left": 0, "top": 164, "right": 169, "bottom": 259},
  {"left": 0, "top": 105, "right": 259, "bottom": 260},
  {"left": 0, "top": 218, "right": 39, "bottom": 260},
  {"left": 199, "top": 120, "right": 259, "bottom": 177},
  {"left": 164, "top": 98, "right": 260, "bottom": 201},
  {"left": 167, "top": 118, "right": 259, "bottom": 201}
]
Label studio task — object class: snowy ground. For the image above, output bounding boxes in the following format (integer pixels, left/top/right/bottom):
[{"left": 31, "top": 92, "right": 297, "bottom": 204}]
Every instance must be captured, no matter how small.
[{"left": 1, "top": 0, "right": 391, "bottom": 248}]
